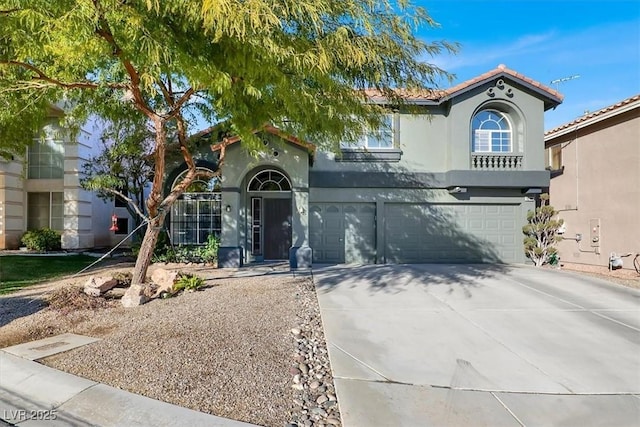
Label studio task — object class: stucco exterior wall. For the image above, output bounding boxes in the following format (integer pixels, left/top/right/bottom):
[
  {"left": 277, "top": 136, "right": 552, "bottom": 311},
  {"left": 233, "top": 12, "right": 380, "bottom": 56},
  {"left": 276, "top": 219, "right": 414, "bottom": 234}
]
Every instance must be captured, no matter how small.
[
  {"left": 312, "top": 77, "right": 548, "bottom": 179},
  {"left": 0, "top": 114, "right": 117, "bottom": 250},
  {"left": 0, "top": 158, "right": 25, "bottom": 248},
  {"left": 547, "top": 107, "right": 640, "bottom": 270},
  {"left": 219, "top": 139, "right": 310, "bottom": 261}
]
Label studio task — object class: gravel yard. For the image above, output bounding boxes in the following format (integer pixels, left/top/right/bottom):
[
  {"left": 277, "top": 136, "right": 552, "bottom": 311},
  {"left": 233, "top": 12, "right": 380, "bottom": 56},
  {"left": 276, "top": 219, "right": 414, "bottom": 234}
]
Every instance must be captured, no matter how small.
[{"left": 0, "top": 262, "right": 339, "bottom": 427}]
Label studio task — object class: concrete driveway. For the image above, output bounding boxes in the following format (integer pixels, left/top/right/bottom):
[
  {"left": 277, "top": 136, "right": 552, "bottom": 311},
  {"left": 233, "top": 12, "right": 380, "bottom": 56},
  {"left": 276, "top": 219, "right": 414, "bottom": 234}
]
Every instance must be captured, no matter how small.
[{"left": 313, "top": 264, "right": 640, "bottom": 427}]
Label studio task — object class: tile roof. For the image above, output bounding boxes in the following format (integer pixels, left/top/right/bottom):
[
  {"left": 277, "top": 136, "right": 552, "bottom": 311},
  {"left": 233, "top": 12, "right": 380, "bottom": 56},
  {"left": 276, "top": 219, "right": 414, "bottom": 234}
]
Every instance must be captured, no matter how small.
[
  {"left": 545, "top": 94, "right": 640, "bottom": 136},
  {"left": 208, "top": 124, "right": 316, "bottom": 154},
  {"left": 364, "top": 64, "right": 564, "bottom": 105}
]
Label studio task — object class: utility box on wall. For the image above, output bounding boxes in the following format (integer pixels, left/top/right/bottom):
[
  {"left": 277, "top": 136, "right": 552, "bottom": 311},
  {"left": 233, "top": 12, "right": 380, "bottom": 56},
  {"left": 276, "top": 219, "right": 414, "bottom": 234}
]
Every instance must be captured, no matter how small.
[{"left": 590, "top": 218, "right": 600, "bottom": 247}]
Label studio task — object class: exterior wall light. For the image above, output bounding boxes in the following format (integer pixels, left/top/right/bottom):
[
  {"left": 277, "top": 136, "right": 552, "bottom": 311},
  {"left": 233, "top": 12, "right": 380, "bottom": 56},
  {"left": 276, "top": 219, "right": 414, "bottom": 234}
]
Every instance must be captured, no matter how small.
[{"left": 225, "top": 205, "right": 231, "bottom": 212}]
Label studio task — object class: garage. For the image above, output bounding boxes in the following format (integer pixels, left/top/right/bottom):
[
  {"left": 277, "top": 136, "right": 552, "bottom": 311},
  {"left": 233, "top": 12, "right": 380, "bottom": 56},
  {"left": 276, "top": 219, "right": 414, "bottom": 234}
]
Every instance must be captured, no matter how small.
[
  {"left": 310, "top": 203, "right": 376, "bottom": 264},
  {"left": 384, "top": 203, "right": 520, "bottom": 263}
]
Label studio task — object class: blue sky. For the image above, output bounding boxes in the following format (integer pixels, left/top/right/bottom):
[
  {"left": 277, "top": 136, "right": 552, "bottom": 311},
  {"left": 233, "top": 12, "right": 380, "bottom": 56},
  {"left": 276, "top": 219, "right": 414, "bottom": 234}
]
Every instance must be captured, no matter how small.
[{"left": 419, "top": 0, "right": 640, "bottom": 131}]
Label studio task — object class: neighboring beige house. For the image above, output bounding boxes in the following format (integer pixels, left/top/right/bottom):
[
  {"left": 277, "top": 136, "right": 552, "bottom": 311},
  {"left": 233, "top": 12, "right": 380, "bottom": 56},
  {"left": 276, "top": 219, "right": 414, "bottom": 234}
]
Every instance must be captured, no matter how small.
[
  {"left": 544, "top": 95, "right": 640, "bottom": 271},
  {"left": 0, "top": 106, "right": 130, "bottom": 250}
]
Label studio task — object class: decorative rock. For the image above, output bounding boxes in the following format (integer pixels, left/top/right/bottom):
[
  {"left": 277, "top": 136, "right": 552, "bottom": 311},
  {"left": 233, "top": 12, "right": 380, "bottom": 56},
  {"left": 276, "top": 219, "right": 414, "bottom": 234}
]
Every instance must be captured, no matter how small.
[
  {"left": 150, "top": 268, "right": 179, "bottom": 297},
  {"left": 121, "top": 285, "right": 150, "bottom": 307},
  {"left": 316, "top": 394, "right": 328, "bottom": 405},
  {"left": 83, "top": 276, "right": 118, "bottom": 297},
  {"left": 326, "top": 417, "right": 341, "bottom": 426},
  {"left": 291, "top": 384, "right": 304, "bottom": 391},
  {"left": 293, "top": 374, "right": 301, "bottom": 384},
  {"left": 327, "top": 393, "right": 336, "bottom": 401},
  {"left": 291, "top": 328, "right": 301, "bottom": 335},
  {"left": 309, "top": 380, "right": 320, "bottom": 390},
  {"left": 290, "top": 367, "right": 302, "bottom": 376},
  {"left": 311, "top": 407, "right": 327, "bottom": 417},
  {"left": 299, "top": 363, "right": 309, "bottom": 374}
]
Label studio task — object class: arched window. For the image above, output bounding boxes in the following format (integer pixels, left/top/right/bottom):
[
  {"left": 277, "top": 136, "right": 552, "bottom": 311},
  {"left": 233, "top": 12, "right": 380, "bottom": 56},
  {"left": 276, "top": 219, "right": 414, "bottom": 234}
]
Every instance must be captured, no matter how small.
[
  {"left": 170, "top": 168, "right": 221, "bottom": 245},
  {"left": 472, "top": 110, "right": 512, "bottom": 153},
  {"left": 172, "top": 168, "right": 221, "bottom": 193},
  {"left": 247, "top": 169, "right": 291, "bottom": 191}
]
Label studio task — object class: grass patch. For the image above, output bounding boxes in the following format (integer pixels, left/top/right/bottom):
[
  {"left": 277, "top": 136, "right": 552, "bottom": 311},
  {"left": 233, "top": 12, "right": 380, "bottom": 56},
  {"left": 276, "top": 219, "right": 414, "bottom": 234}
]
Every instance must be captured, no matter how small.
[{"left": 0, "top": 255, "right": 97, "bottom": 294}]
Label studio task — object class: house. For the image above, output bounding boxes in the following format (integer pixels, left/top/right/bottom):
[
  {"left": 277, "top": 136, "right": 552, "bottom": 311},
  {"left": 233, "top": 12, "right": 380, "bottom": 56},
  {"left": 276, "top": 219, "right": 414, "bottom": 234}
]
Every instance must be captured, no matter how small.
[
  {"left": 0, "top": 106, "right": 131, "bottom": 250},
  {"left": 544, "top": 95, "right": 640, "bottom": 271},
  {"left": 165, "top": 64, "right": 563, "bottom": 267}
]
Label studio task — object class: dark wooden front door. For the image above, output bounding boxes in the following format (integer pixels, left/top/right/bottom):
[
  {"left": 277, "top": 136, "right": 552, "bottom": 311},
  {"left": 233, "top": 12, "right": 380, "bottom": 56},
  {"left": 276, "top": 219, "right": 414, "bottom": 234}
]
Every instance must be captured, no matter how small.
[{"left": 264, "top": 198, "right": 292, "bottom": 259}]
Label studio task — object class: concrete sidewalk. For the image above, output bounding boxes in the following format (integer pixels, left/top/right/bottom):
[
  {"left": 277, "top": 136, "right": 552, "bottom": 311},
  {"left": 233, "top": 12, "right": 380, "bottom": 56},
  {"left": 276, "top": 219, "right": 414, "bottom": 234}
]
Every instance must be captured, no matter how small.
[{"left": 0, "top": 351, "right": 257, "bottom": 427}]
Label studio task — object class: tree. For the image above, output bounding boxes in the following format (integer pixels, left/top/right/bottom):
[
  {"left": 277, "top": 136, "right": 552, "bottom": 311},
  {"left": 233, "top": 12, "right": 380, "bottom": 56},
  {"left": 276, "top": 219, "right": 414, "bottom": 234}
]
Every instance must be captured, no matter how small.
[
  {"left": 0, "top": 0, "right": 456, "bottom": 294},
  {"left": 80, "top": 118, "right": 154, "bottom": 240},
  {"left": 523, "top": 194, "right": 564, "bottom": 267}
]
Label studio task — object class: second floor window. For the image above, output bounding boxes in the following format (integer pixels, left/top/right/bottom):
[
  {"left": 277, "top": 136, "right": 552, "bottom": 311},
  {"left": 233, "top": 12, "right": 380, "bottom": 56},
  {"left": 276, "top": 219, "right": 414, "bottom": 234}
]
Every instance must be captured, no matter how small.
[
  {"left": 28, "top": 137, "right": 64, "bottom": 179},
  {"left": 546, "top": 144, "right": 563, "bottom": 170},
  {"left": 472, "top": 110, "right": 512, "bottom": 153},
  {"left": 342, "top": 115, "right": 394, "bottom": 149}
]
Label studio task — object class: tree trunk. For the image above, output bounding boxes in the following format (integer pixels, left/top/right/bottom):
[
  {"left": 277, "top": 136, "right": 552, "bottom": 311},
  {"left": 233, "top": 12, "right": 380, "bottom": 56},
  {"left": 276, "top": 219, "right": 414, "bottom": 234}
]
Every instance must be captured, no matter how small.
[{"left": 131, "top": 212, "right": 166, "bottom": 286}]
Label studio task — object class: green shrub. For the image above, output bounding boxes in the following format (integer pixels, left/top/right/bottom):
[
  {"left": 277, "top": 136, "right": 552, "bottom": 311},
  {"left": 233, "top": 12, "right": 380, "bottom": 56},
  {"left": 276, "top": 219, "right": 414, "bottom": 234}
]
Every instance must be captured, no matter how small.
[
  {"left": 198, "top": 234, "right": 219, "bottom": 263},
  {"left": 151, "top": 234, "right": 219, "bottom": 264},
  {"left": 21, "top": 228, "right": 62, "bottom": 251},
  {"left": 173, "top": 273, "right": 205, "bottom": 293}
]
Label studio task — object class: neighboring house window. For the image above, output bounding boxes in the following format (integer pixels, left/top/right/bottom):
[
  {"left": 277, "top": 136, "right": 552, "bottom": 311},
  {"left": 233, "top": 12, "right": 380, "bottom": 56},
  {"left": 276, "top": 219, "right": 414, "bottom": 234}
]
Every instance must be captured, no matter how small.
[
  {"left": 546, "top": 144, "right": 562, "bottom": 170},
  {"left": 115, "top": 217, "right": 129, "bottom": 235},
  {"left": 472, "top": 110, "right": 512, "bottom": 153},
  {"left": 27, "top": 192, "right": 64, "bottom": 230},
  {"left": 115, "top": 189, "right": 128, "bottom": 207},
  {"left": 170, "top": 168, "right": 221, "bottom": 245},
  {"left": 341, "top": 115, "right": 394, "bottom": 149},
  {"left": 27, "top": 137, "right": 64, "bottom": 179}
]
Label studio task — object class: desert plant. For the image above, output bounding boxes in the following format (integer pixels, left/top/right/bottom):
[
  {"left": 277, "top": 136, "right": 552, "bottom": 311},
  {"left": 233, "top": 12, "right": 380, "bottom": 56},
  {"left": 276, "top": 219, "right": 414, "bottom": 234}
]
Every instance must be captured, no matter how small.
[
  {"left": 21, "top": 228, "right": 62, "bottom": 251},
  {"left": 173, "top": 274, "right": 205, "bottom": 293},
  {"left": 523, "top": 194, "right": 564, "bottom": 267}
]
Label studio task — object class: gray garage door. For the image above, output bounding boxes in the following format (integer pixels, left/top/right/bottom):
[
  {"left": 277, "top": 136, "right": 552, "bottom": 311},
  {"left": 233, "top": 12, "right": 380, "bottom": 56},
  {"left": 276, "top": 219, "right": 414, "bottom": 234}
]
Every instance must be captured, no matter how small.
[
  {"left": 310, "top": 203, "right": 376, "bottom": 263},
  {"left": 385, "top": 203, "right": 519, "bottom": 263}
]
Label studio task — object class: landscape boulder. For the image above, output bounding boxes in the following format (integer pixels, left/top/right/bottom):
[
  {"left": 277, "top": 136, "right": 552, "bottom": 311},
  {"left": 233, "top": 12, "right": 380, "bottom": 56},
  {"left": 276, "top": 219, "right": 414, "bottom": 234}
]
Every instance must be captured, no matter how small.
[
  {"left": 151, "top": 268, "right": 179, "bottom": 298},
  {"left": 121, "top": 284, "right": 150, "bottom": 308},
  {"left": 83, "top": 276, "right": 118, "bottom": 297}
]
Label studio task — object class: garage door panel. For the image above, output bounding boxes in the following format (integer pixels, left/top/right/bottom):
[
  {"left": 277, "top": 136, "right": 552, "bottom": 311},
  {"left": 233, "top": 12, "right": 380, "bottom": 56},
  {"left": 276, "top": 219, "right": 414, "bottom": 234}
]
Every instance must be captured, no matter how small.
[
  {"left": 385, "top": 203, "right": 521, "bottom": 264},
  {"left": 310, "top": 203, "right": 376, "bottom": 264}
]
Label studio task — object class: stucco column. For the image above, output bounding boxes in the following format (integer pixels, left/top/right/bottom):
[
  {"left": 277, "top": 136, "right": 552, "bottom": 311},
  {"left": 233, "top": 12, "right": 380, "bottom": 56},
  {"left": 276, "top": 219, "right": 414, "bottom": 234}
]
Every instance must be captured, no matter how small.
[
  {"left": 219, "top": 189, "right": 243, "bottom": 267},
  {"left": 291, "top": 189, "right": 309, "bottom": 247},
  {"left": 290, "top": 188, "right": 312, "bottom": 268},
  {"left": 221, "top": 190, "right": 240, "bottom": 247}
]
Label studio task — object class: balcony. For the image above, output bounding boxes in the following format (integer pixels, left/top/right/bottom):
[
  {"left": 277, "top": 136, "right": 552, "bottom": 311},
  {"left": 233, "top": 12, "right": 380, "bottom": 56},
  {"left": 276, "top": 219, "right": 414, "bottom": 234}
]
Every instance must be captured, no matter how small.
[{"left": 471, "top": 153, "right": 523, "bottom": 170}]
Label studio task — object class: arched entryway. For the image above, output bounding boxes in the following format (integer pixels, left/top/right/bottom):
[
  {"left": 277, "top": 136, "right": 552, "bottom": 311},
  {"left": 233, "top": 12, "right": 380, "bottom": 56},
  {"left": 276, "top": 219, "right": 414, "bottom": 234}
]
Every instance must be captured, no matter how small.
[{"left": 246, "top": 168, "right": 292, "bottom": 260}]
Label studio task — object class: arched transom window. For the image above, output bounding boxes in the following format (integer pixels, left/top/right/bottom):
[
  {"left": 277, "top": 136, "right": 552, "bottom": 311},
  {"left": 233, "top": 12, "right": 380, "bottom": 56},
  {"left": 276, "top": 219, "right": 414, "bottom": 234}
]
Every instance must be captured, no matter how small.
[
  {"left": 472, "top": 110, "right": 512, "bottom": 153},
  {"left": 172, "top": 168, "right": 221, "bottom": 193},
  {"left": 248, "top": 169, "right": 291, "bottom": 191}
]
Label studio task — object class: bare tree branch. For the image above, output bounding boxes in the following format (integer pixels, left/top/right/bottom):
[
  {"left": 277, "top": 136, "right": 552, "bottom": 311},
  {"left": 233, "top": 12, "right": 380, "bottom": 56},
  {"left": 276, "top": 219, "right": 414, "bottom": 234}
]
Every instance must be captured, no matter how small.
[
  {"left": 91, "top": 0, "right": 158, "bottom": 120},
  {"left": 0, "top": 8, "right": 21, "bottom": 15},
  {"left": 103, "top": 188, "right": 149, "bottom": 221},
  {"left": 0, "top": 60, "right": 127, "bottom": 90}
]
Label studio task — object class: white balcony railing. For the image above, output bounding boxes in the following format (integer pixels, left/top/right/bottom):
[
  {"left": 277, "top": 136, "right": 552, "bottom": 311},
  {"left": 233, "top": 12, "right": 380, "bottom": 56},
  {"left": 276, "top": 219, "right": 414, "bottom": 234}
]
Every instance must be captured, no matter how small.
[{"left": 471, "top": 153, "right": 523, "bottom": 170}]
